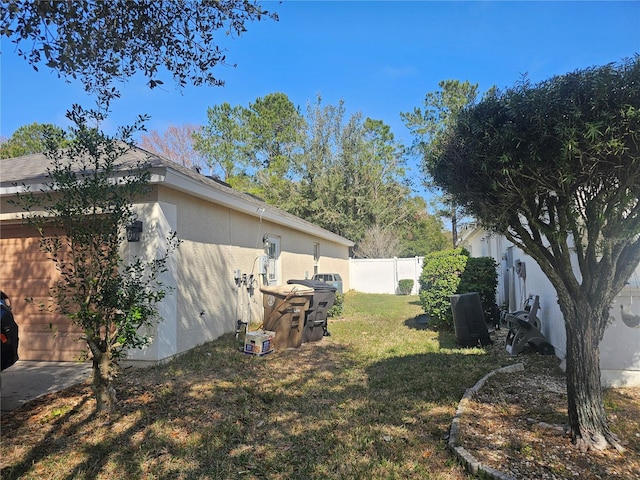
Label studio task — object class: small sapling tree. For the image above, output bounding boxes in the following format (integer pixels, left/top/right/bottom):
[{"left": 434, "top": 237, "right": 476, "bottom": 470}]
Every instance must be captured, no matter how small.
[{"left": 13, "top": 106, "right": 180, "bottom": 412}]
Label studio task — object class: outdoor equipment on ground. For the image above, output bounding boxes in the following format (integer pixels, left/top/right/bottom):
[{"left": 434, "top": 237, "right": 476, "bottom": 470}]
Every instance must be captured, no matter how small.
[
  {"left": 450, "top": 292, "right": 492, "bottom": 347},
  {"left": 260, "top": 284, "right": 314, "bottom": 350},
  {"left": 504, "top": 295, "right": 555, "bottom": 355}
]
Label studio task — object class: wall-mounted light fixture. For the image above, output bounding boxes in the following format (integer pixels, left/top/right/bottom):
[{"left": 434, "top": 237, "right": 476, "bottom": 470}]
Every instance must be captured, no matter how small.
[{"left": 126, "top": 220, "right": 143, "bottom": 242}]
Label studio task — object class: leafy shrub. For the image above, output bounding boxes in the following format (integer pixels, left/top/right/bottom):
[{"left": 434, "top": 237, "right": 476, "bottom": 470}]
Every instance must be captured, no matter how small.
[
  {"left": 419, "top": 248, "right": 469, "bottom": 329},
  {"left": 419, "top": 248, "right": 498, "bottom": 330},
  {"left": 458, "top": 256, "right": 499, "bottom": 324},
  {"left": 398, "top": 279, "right": 414, "bottom": 295},
  {"left": 328, "top": 292, "right": 344, "bottom": 318}
]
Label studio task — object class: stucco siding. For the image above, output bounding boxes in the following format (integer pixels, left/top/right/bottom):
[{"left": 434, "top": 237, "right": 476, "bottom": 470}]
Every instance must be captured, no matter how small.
[
  {"left": 1, "top": 152, "right": 353, "bottom": 364},
  {"left": 460, "top": 226, "right": 640, "bottom": 387},
  {"left": 123, "top": 186, "right": 351, "bottom": 364},
  {"left": 601, "top": 287, "right": 640, "bottom": 387},
  {"left": 279, "top": 228, "right": 350, "bottom": 286}
]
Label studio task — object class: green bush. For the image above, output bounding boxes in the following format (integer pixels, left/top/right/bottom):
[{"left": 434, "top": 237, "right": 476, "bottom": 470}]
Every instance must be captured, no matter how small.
[
  {"left": 419, "top": 248, "right": 469, "bottom": 329},
  {"left": 397, "top": 279, "right": 414, "bottom": 295},
  {"left": 458, "top": 256, "right": 499, "bottom": 324},
  {"left": 419, "top": 248, "right": 498, "bottom": 330},
  {"left": 328, "top": 292, "right": 344, "bottom": 318}
]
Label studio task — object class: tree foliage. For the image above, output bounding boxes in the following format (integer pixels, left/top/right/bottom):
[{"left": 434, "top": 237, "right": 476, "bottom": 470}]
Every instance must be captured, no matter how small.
[
  {"left": 353, "top": 224, "right": 402, "bottom": 259},
  {"left": 402, "top": 80, "right": 480, "bottom": 246},
  {"left": 399, "top": 197, "right": 450, "bottom": 257},
  {"left": 192, "top": 102, "right": 251, "bottom": 181},
  {"left": 2, "top": 0, "right": 278, "bottom": 100},
  {"left": 245, "top": 92, "right": 305, "bottom": 170},
  {"left": 139, "top": 123, "right": 205, "bottom": 171},
  {"left": 244, "top": 93, "right": 306, "bottom": 207},
  {"left": 419, "top": 247, "right": 469, "bottom": 330},
  {"left": 192, "top": 93, "right": 305, "bottom": 206},
  {"left": 431, "top": 58, "right": 640, "bottom": 451},
  {"left": 402, "top": 79, "right": 479, "bottom": 162},
  {"left": 190, "top": 93, "right": 440, "bottom": 252},
  {"left": 457, "top": 256, "right": 499, "bottom": 325},
  {"left": 293, "top": 97, "right": 413, "bottom": 243},
  {"left": 11, "top": 106, "right": 180, "bottom": 412},
  {"left": 0, "top": 122, "right": 69, "bottom": 159}
]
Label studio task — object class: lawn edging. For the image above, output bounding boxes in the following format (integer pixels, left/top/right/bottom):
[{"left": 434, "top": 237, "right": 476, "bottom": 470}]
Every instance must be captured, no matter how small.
[{"left": 448, "top": 362, "right": 525, "bottom": 480}]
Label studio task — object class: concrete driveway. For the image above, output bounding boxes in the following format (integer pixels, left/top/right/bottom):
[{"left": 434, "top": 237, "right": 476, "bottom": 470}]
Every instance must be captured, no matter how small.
[{"left": 0, "top": 360, "right": 92, "bottom": 416}]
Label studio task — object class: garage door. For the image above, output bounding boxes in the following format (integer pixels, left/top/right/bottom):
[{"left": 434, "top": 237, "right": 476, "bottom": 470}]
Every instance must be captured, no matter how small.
[{"left": 0, "top": 224, "right": 86, "bottom": 361}]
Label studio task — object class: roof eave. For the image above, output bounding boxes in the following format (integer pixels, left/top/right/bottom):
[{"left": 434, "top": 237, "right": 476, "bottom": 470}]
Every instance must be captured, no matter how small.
[{"left": 158, "top": 166, "right": 354, "bottom": 247}]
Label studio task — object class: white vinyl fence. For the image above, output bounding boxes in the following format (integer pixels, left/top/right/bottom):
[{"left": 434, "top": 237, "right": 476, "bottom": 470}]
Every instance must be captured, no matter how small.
[{"left": 349, "top": 257, "right": 423, "bottom": 295}]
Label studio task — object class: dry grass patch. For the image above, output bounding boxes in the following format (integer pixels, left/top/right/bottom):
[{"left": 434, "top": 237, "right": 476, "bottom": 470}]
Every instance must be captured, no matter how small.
[
  {"left": 2, "top": 293, "right": 637, "bottom": 479},
  {"left": 3, "top": 293, "right": 488, "bottom": 479}
]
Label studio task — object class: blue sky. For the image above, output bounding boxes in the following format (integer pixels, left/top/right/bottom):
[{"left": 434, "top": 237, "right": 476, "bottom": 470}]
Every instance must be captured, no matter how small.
[{"left": 1, "top": 1, "right": 639, "bottom": 181}]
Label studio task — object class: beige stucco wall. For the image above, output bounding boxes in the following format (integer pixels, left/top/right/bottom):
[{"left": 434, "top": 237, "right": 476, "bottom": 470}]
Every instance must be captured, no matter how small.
[
  {"left": 124, "top": 185, "right": 351, "bottom": 364},
  {"left": 124, "top": 200, "right": 179, "bottom": 364},
  {"left": 260, "top": 220, "right": 350, "bottom": 284},
  {"left": 601, "top": 286, "right": 640, "bottom": 387},
  {"left": 1, "top": 153, "right": 352, "bottom": 365}
]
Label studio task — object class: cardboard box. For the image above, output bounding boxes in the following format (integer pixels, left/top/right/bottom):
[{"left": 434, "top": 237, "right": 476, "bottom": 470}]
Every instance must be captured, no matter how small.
[{"left": 244, "top": 330, "right": 275, "bottom": 356}]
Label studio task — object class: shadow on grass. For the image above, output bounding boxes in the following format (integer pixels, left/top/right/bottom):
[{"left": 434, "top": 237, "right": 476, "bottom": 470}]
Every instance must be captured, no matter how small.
[
  {"left": 1, "top": 389, "right": 94, "bottom": 479},
  {"left": 0, "top": 332, "right": 509, "bottom": 480},
  {"left": 404, "top": 313, "right": 432, "bottom": 331}
]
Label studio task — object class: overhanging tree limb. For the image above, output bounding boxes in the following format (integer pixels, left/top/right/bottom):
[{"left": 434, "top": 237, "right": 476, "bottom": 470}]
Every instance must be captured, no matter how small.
[{"left": 2, "top": 0, "right": 277, "bottom": 101}]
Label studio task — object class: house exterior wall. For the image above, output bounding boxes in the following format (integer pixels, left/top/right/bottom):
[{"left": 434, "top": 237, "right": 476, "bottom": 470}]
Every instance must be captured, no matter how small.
[
  {"left": 601, "top": 287, "right": 640, "bottom": 387},
  {"left": 123, "top": 185, "right": 351, "bottom": 365},
  {"left": 279, "top": 229, "right": 349, "bottom": 282},
  {"left": 123, "top": 200, "right": 179, "bottom": 364},
  {"left": 1, "top": 152, "right": 353, "bottom": 365},
  {"left": 459, "top": 226, "right": 640, "bottom": 387}
]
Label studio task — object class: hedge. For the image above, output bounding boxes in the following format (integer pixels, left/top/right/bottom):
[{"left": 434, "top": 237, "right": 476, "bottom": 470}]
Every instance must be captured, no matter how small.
[{"left": 419, "top": 248, "right": 498, "bottom": 330}]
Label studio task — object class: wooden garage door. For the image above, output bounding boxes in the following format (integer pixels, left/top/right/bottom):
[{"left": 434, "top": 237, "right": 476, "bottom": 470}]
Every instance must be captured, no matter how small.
[{"left": 0, "top": 224, "right": 86, "bottom": 361}]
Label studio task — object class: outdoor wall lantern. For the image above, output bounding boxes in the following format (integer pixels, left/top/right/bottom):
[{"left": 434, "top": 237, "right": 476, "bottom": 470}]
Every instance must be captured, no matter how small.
[{"left": 126, "top": 220, "right": 143, "bottom": 242}]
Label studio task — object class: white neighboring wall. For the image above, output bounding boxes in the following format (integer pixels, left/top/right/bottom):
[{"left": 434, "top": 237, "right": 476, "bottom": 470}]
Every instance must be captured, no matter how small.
[
  {"left": 459, "top": 225, "right": 640, "bottom": 387},
  {"left": 601, "top": 286, "right": 640, "bottom": 387},
  {"left": 349, "top": 257, "right": 423, "bottom": 295}
]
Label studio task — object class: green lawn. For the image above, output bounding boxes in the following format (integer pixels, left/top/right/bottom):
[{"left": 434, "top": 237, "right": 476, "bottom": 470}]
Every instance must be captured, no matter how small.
[{"left": 1, "top": 292, "right": 515, "bottom": 480}]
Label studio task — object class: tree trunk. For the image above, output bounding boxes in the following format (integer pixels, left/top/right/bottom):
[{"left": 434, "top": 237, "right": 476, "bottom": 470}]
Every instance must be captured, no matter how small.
[
  {"left": 564, "top": 303, "right": 623, "bottom": 452},
  {"left": 451, "top": 207, "right": 458, "bottom": 248},
  {"left": 89, "top": 341, "right": 117, "bottom": 413}
]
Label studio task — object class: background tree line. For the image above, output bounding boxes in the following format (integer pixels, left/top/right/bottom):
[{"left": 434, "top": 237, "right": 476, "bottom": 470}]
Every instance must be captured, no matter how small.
[{"left": 2, "top": 94, "right": 449, "bottom": 258}]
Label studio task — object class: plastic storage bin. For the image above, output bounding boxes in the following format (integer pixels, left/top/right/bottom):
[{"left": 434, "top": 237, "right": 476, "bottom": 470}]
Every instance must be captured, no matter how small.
[
  {"left": 260, "top": 284, "right": 314, "bottom": 350},
  {"left": 287, "top": 279, "right": 337, "bottom": 343}
]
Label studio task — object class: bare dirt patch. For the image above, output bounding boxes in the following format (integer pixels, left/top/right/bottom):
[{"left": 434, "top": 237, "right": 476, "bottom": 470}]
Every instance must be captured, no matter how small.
[{"left": 457, "top": 330, "right": 640, "bottom": 479}]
